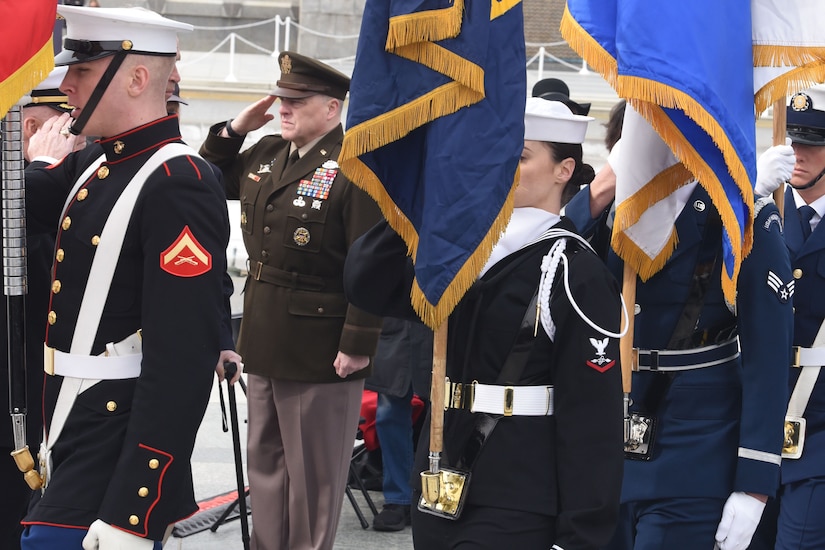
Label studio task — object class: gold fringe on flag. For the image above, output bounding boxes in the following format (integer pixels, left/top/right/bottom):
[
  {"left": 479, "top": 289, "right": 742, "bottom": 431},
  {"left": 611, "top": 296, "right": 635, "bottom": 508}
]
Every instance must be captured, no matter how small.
[
  {"left": 559, "top": 5, "right": 618, "bottom": 88},
  {"left": 386, "top": 0, "right": 464, "bottom": 50},
  {"left": 753, "top": 44, "right": 825, "bottom": 70},
  {"left": 340, "top": 0, "right": 521, "bottom": 329},
  {"left": 610, "top": 163, "right": 693, "bottom": 280},
  {"left": 619, "top": 75, "right": 753, "bottom": 211},
  {"left": 633, "top": 101, "right": 752, "bottom": 306},
  {"left": 490, "top": 0, "right": 521, "bottom": 21},
  {"left": 754, "top": 62, "right": 825, "bottom": 115},
  {"left": 340, "top": 80, "right": 483, "bottom": 161},
  {"left": 410, "top": 178, "right": 517, "bottom": 329},
  {"left": 394, "top": 42, "right": 485, "bottom": 93},
  {"left": 1, "top": 40, "right": 54, "bottom": 119},
  {"left": 340, "top": 150, "right": 517, "bottom": 330},
  {"left": 561, "top": 6, "right": 753, "bottom": 306}
]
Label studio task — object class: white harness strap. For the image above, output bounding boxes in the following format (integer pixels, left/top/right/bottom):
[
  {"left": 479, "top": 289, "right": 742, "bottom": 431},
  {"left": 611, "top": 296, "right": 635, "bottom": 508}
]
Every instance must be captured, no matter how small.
[
  {"left": 41, "top": 143, "right": 198, "bottom": 489},
  {"left": 787, "top": 322, "right": 825, "bottom": 420},
  {"left": 71, "top": 143, "right": 196, "bottom": 354}
]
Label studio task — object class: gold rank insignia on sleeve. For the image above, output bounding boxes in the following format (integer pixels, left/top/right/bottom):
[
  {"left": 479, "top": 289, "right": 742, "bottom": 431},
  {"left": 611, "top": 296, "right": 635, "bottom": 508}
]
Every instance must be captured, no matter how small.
[{"left": 160, "top": 226, "right": 212, "bottom": 277}]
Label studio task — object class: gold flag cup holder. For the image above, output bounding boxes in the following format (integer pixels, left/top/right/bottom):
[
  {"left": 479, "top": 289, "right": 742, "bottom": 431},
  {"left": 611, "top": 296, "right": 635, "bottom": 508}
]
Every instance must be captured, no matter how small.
[{"left": 418, "top": 466, "right": 470, "bottom": 520}]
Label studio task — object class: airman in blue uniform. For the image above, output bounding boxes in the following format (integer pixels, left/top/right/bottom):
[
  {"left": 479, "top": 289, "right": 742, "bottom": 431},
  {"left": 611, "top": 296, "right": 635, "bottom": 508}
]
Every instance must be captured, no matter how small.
[
  {"left": 565, "top": 135, "right": 793, "bottom": 549},
  {"left": 765, "top": 84, "right": 825, "bottom": 550}
]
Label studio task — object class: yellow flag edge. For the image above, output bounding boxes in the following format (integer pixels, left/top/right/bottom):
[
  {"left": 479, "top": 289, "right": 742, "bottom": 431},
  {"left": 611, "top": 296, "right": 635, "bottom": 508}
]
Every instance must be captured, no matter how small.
[{"left": 0, "top": 40, "right": 54, "bottom": 119}]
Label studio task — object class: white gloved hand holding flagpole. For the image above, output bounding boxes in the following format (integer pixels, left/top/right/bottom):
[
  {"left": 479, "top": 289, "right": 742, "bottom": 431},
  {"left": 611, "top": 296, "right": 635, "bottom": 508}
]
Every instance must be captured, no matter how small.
[{"left": 755, "top": 138, "right": 795, "bottom": 197}]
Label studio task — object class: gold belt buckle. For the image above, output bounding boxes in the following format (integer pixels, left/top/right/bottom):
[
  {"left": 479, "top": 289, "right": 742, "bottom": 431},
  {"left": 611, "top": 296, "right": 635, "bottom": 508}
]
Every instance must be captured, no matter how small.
[
  {"left": 792, "top": 346, "right": 802, "bottom": 368},
  {"left": 782, "top": 415, "right": 806, "bottom": 459},
  {"left": 252, "top": 261, "right": 263, "bottom": 281},
  {"left": 445, "top": 378, "right": 475, "bottom": 411},
  {"left": 44, "top": 346, "right": 55, "bottom": 376},
  {"left": 503, "top": 386, "right": 514, "bottom": 417}
]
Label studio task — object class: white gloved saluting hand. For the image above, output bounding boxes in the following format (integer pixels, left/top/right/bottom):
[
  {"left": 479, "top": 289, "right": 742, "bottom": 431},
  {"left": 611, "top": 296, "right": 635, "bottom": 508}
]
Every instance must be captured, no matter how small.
[
  {"left": 755, "top": 138, "right": 795, "bottom": 197},
  {"left": 713, "top": 491, "right": 766, "bottom": 550},
  {"left": 82, "top": 519, "right": 155, "bottom": 550}
]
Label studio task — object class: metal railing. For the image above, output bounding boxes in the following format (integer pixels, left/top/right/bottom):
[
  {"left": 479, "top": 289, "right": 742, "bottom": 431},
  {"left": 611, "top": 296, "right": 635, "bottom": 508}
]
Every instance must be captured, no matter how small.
[{"left": 179, "top": 17, "right": 587, "bottom": 83}]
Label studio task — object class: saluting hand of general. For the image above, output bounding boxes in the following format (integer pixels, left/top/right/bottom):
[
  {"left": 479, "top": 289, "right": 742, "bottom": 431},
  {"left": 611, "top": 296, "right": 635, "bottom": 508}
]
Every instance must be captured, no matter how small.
[
  {"left": 227, "top": 96, "right": 277, "bottom": 136},
  {"left": 333, "top": 351, "right": 369, "bottom": 378}
]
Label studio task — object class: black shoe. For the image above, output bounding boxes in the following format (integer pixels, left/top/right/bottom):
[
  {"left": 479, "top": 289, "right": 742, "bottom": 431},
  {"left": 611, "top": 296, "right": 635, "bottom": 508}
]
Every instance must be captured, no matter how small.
[{"left": 372, "top": 503, "right": 411, "bottom": 532}]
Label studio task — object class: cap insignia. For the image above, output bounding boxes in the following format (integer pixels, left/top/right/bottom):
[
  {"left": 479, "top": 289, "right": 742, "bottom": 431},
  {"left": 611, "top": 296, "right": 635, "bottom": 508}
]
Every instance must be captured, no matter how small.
[
  {"left": 791, "top": 92, "right": 812, "bottom": 112},
  {"left": 281, "top": 54, "right": 292, "bottom": 75}
]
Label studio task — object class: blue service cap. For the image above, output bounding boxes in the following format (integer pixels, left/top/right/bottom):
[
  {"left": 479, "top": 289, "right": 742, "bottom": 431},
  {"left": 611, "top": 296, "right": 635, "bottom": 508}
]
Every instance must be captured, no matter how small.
[{"left": 787, "top": 84, "right": 825, "bottom": 146}]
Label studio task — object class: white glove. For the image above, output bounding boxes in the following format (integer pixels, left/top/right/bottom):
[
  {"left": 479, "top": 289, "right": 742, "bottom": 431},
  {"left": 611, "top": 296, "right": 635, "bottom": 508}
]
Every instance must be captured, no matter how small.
[
  {"left": 755, "top": 139, "right": 795, "bottom": 197},
  {"left": 713, "top": 492, "right": 766, "bottom": 550},
  {"left": 82, "top": 519, "right": 154, "bottom": 550}
]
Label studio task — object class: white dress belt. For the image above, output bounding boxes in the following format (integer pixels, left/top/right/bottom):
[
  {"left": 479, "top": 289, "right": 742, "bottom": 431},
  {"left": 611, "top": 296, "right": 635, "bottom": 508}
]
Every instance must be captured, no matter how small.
[
  {"left": 447, "top": 380, "right": 554, "bottom": 416},
  {"left": 45, "top": 331, "right": 143, "bottom": 380},
  {"left": 793, "top": 346, "right": 825, "bottom": 367}
]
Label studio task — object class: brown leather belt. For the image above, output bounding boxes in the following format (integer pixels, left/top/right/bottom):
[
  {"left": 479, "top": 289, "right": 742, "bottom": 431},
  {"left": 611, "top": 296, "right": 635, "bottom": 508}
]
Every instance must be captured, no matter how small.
[{"left": 248, "top": 260, "right": 342, "bottom": 292}]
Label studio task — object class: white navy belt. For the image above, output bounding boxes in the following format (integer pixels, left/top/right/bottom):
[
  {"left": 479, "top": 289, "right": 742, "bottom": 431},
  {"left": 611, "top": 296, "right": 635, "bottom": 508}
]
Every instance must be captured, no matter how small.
[
  {"left": 44, "top": 331, "right": 143, "bottom": 380},
  {"left": 792, "top": 346, "right": 825, "bottom": 367},
  {"left": 634, "top": 337, "right": 740, "bottom": 372},
  {"left": 445, "top": 378, "right": 554, "bottom": 416}
]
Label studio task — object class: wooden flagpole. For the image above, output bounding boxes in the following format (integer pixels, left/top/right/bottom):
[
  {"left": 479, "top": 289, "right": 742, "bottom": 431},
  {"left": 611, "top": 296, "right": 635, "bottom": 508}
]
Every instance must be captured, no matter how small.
[{"left": 772, "top": 97, "right": 787, "bottom": 214}]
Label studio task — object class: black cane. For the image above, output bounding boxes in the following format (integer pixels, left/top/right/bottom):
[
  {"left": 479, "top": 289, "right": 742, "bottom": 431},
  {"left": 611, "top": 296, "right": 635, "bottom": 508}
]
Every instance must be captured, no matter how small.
[{"left": 222, "top": 362, "right": 250, "bottom": 549}]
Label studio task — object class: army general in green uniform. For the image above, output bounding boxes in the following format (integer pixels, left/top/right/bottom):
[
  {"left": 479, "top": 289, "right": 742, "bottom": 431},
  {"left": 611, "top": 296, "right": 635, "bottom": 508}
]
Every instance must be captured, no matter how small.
[{"left": 200, "top": 52, "right": 383, "bottom": 550}]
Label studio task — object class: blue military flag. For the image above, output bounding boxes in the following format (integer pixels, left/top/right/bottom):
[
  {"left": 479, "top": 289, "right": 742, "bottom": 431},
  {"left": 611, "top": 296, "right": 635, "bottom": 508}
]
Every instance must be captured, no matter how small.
[
  {"left": 562, "top": 0, "right": 756, "bottom": 305},
  {"left": 561, "top": 0, "right": 825, "bottom": 306},
  {"left": 339, "top": 0, "right": 526, "bottom": 328}
]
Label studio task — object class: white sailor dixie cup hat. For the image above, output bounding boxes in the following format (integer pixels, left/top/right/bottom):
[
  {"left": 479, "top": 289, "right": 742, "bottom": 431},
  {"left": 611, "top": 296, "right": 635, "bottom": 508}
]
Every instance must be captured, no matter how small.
[
  {"left": 524, "top": 97, "right": 594, "bottom": 145},
  {"left": 787, "top": 84, "right": 825, "bottom": 146},
  {"left": 55, "top": 5, "right": 192, "bottom": 66}
]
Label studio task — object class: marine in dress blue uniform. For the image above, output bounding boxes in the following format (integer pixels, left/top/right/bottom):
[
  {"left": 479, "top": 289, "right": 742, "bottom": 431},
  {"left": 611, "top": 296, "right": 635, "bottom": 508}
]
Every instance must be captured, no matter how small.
[
  {"left": 19, "top": 6, "right": 229, "bottom": 549},
  {"left": 772, "top": 85, "right": 825, "bottom": 550},
  {"left": 565, "top": 157, "right": 793, "bottom": 548}
]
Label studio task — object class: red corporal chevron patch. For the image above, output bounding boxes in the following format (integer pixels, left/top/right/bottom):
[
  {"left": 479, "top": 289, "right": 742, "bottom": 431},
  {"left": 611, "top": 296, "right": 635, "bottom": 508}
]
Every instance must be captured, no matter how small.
[{"left": 160, "top": 226, "right": 212, "bottom": 277}]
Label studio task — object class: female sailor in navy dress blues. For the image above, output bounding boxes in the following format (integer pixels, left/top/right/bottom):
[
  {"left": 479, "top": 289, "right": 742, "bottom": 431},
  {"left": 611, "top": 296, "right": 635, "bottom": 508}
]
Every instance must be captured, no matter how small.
[
  {"left": 344, "top": 98, "right": 625, "bottom": 550},
  {"left": 19, "top": 6, "right": 229, "bottom": 550},
  {"left": 564, "top": 110, "right": 793, "bottom": 549}
]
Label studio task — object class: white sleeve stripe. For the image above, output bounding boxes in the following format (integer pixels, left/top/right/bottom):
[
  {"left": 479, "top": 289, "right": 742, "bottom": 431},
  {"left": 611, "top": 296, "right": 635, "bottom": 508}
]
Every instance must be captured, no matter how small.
[{"left": 738, "top": 447, "right": 781, "bottom": 465}]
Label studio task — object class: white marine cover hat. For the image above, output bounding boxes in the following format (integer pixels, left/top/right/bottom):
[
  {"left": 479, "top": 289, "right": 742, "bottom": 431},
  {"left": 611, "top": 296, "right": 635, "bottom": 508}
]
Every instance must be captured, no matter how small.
[
  {"left": 55, "top": 5, "right": 192, "bottom": 66},
  {"left": 524, "top": 97, "right": 594, "bottom": 144}
]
